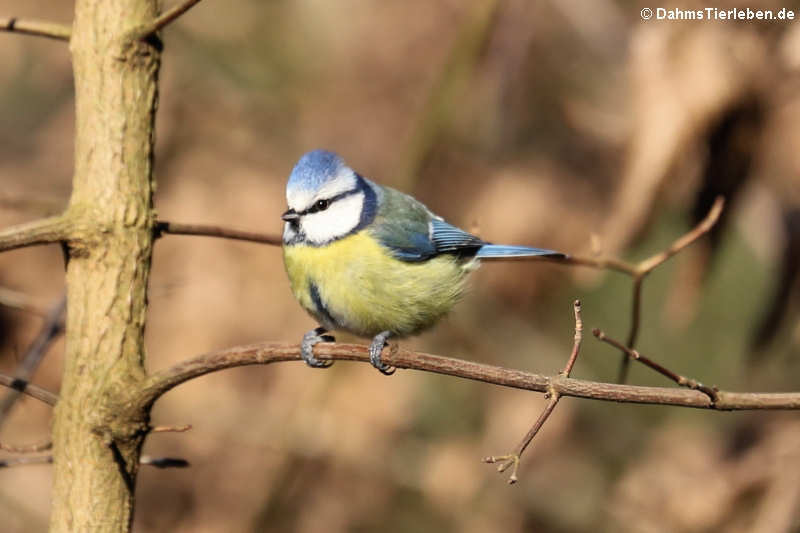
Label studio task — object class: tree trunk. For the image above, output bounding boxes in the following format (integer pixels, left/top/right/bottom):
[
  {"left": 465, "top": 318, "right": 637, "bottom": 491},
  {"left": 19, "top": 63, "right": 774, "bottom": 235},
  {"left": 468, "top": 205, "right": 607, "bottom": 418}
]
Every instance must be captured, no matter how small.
[{"left": 49, "top": 0, "right": 160, "bottom": 530}]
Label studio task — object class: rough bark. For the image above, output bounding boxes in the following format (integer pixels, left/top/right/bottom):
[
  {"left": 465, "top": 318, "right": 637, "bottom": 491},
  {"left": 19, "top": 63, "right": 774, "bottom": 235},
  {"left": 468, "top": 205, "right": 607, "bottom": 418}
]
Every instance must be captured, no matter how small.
[{"left": 49, "top": 1, "right": 160, "bottom": 531}]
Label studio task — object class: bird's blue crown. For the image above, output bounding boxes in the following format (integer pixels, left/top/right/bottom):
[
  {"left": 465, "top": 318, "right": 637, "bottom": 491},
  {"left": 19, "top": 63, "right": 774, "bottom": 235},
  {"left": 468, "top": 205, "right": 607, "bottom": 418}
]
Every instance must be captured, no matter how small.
[{"left": 287, "top": 149, "right": 346, "bottom": 194}]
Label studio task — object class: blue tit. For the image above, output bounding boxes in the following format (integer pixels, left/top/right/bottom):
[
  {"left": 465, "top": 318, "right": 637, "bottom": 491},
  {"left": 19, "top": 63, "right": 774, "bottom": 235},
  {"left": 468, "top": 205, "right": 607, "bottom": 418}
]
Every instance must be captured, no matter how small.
[{"left": 282, "top": 150, "right": 565, "bottom": 375}]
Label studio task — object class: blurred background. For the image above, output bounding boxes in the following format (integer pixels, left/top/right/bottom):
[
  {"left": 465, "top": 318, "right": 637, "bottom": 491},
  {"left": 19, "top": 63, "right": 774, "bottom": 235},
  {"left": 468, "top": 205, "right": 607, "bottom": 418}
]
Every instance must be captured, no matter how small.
[{"left": 1, "top": 0, "right": 800, "bottom": 531}]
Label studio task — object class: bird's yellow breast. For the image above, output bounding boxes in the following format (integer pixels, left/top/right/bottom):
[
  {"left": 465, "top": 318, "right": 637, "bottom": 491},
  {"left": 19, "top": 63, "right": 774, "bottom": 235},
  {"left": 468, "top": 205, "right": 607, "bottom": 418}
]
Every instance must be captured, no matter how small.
[{"left": 283, "top": 231, "right": 474, "bottom": 338}]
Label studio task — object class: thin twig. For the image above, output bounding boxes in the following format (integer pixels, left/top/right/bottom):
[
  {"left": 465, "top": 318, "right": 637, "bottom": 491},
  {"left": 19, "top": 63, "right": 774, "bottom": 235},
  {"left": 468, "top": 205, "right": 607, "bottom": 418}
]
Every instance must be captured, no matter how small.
[
  {"left": 0, "top": 215, "right": 71, "bottom": 253},
  {"left": 636, "top": 197, "right": 725, "bottom": 274},
  {"left": 594, "top": 329, "right": 719, "bottom": 403},
  {"left": 0, "top": 17, "right": 71, "bottom": 41},
  {"left": 150, "top": 424, "right": 192, "bottom": 433},
  {"left": 0, "top": 287, "right": 49, "bottom": 317},
  {"left": 154, "top": 221, "right": 282, "bottom": 246},
  {"left": 0, "top": 455, "right": 190, "bottom": 468},
  {"left": 0, "top": 455, "right": 52, "bottom": 468},
  {"left": 618, "top": 277, "right": 643, "bottom": 383},
  {"left": 617, "top": 197, "right": 724, "bottom": 382},
  {"left": 0, "top": 295, "right": 66, "bottom": 428},
  {"left": 139, "top": 455, "right": 190, "bottom": 468},
  {"left": 0, "top": 374, "right": 57, "bottom": 406},
  {"left": 563, "top": 300, "right": 583, "bottom": 376},
  {"left": 128, "top": 0, "right": 204, "bottom": 39},
  {"left": 484, "top": 300, "right": 584, "bottom": 483},
  {"left": 0, "top": 439, "right": 52, "bottom": 453}
]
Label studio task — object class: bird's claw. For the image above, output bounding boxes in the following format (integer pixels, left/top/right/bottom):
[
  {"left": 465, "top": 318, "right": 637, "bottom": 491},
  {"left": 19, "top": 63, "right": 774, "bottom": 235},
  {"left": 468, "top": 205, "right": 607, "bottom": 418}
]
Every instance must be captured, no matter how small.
[
  {"left": 301, "top": 327, "right": 334, "bottom": 368},
  {"left": 369, "top": 331, "right": 395, "bottom": 375}
]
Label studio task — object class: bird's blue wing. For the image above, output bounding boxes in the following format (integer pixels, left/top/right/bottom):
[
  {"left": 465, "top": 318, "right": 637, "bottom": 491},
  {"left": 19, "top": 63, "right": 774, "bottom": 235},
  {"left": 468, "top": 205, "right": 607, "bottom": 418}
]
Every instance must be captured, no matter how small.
[
  {"left": 370, "top": 185, "right": 564, "bottom": 262},
  {"left": 374, "top": 218, "right": 486, "bottom": 262},
  {"left": 370, "top": 187, "right": 439, "bottom": 262},
  {"left": 429, "top": 219, "right": 486, "bottom": 255},
  {"left": 370, "top": 187, "right": 486, "bottom": 261}
]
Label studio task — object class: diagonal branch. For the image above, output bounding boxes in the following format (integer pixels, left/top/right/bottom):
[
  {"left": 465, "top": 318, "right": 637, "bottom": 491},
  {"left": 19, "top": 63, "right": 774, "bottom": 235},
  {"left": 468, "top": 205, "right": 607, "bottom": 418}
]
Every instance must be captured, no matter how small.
[
  {"left": 593, "top": 329, "right": 719, "bottom": 403},
  {"left": 127, "top": 0, "right": 204, "bottom": 40},
  {"left": 0, "top": 215, "right": 71, "bottom": 253},
  {"left": 484, "top": 300, "right": 584, "bottom": 483},
  {"left": 616, "top": 196, "right": 725, "bottom": 381},
  {"left": 128, "top": 339, "right": 800, "bottom": 414},
  {"left": 0, "top": 374, "right": 58, "bottom": 406},
  {"left": 0, "top": 17, "right": 71, "bottom": 41},
  {"left": 0, "top": 295, "right": 66, "bottom": 428},
  {"left": 0, "top": 286, "right": 49, "bottom": 316}
]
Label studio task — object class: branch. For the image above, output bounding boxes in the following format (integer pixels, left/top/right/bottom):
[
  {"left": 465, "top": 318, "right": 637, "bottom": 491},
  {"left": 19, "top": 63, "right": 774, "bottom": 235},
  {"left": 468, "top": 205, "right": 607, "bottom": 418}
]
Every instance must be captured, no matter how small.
[
  {"left": 150, "top": 424, "right": 192, "bottom": 433},
  {"left": 0, "top": 286, "right": 49, "bottom": 316},
  {"left": 0, "top": 439, "right": 52, "bottom": 453},
  {"left": 0, "top": 295, "right": 66, "bottom": 427},
  {"left": 484, "top": 300, "right": 584, "bottom": 483},
  {"left": 594, "top": 329, "right": 719, "bottom": 403},
  {"left": 0, "top": 17, "right": 71, "bottom": 41},
  {"left": 563, "top": 197, "right": 725, "bottom": 276},
  {"left": 154, "top": 221, "right": 281, "bottom": 246},
  {"left": 566, "top": 197, "right": 725, "bottom": 382},
  {"left": 129, "top": 339, "right": 800, "bottom": 413},
  {"left": 139, "top": 455, "right": 190, "bottom": 468},
  {"left": 0, "top": 455, "right": 52, "bottom": 468},
  {"left": 0, "top": 374, "right": 58, "bottom": 406},
  {"left": 128, "top": 0, "right": 204, "bottom": 40},
  {"left": 0, "top": 455, "right": 189, "bottom": 468},
  {"left": 636, "top": 197, "right": 725, "bottom": 273},
  {"left": 0, "top": 215, "right": 71, "bottom": 253}
]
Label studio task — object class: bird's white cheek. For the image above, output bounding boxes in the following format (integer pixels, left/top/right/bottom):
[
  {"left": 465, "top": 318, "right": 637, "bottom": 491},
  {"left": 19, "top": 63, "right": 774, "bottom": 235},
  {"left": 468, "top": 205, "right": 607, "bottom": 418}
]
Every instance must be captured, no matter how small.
[{"left": 301, "top": 193, "right": 364, "bottom": 245}]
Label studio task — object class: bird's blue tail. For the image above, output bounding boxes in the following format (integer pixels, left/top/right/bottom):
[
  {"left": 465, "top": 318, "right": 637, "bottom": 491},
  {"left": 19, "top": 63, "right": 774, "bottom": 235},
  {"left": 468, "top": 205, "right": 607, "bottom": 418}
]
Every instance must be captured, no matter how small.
[{"left": 475, "top": 244, "right": 566, "bottom": 259}]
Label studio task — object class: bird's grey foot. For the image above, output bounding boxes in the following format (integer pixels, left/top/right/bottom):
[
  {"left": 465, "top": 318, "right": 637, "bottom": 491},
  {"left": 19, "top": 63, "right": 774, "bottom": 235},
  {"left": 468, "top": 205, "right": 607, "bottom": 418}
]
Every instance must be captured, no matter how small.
[
  {"left": 369, "top": 331, "right": 394, "bottom": 375},
  {"left": 301, "top": 327, "right": 335, "bottom": 368}
]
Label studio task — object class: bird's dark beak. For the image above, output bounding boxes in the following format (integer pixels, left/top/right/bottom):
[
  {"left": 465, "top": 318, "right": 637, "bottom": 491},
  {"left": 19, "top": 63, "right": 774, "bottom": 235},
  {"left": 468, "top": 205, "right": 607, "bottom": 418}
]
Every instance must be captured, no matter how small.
[{"left": 281, "top": 209, "right": 299, "bottom": 222}]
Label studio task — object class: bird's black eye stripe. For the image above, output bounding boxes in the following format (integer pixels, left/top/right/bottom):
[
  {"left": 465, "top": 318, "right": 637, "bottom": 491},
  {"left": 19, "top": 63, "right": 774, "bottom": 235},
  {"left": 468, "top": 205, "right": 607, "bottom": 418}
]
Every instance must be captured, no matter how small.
[{"left": 299, "top": 188, "right": 359, "bottom": 215}]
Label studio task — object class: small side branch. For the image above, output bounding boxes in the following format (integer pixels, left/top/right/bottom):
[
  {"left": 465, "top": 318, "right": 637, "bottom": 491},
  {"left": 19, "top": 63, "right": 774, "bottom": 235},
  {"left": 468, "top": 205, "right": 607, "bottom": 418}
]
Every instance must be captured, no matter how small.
[
  {"left": 594, "top": 329, "right": 719, "bottom": 403},
  {"left": 565, "top": 197, "right": 724, "bottom": 382},
  {"left": 616, "top": 196, "right": 725, "bottom": 381},
  {"left": 128, "top": 0, "right": 204, "bottom": 40},
  {"left": 154, "top": 221, "right": 282, "bottom": 246},
  {"left": 636, "top": 197, "right": 725, "bottom": 274},
  {"left": 0, "top": 17, "right": 71, "bottom": 41},
  {"left": 484, "top": 300, "right": 584, "bottom": 483},
  {"left": 0, "top": 439, "right": 52, "bottom": 453},
  {"left": 139, "top": 456, "right": 190, "bottom": 469},
  {"left": 150, "top": 424, "right": 192, "bottom": 434},
  {"left": 0, "top": 295, "right": 65, "bottom": 427},
  {"left": 0, "top": 455, "right": 52, "bottom": 468},
  {"left": 0, "top": 374, "right": 58, "bottom": 406},
  {"left": 0, "top": 215, "right": 71, "bottom": 253},
  {"left": 0, "top": 286, "right": 49, "bottom": 316},
  {"left": 0, "top": 454, "right": 189, "bottom": 468}
]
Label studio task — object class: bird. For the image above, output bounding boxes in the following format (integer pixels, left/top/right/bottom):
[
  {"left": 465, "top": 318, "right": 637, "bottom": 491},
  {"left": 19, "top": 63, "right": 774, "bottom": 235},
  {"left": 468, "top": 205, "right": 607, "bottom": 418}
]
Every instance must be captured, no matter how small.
[{"left": 281, "top": 149, "right": 566, "bottom": 375}]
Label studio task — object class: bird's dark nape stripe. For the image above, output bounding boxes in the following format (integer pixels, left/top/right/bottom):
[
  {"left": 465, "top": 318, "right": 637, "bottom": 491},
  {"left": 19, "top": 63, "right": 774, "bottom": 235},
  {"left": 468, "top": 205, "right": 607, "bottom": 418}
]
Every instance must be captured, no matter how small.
[
  {"left": 299, "top": 187, "right": 360, "bottom": 216},
  {"left": 309, "top": 281, "right": 338, "bottom": 327},
  {"left": 354, "top": 174, "right": 377, "bottom": 231}
]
